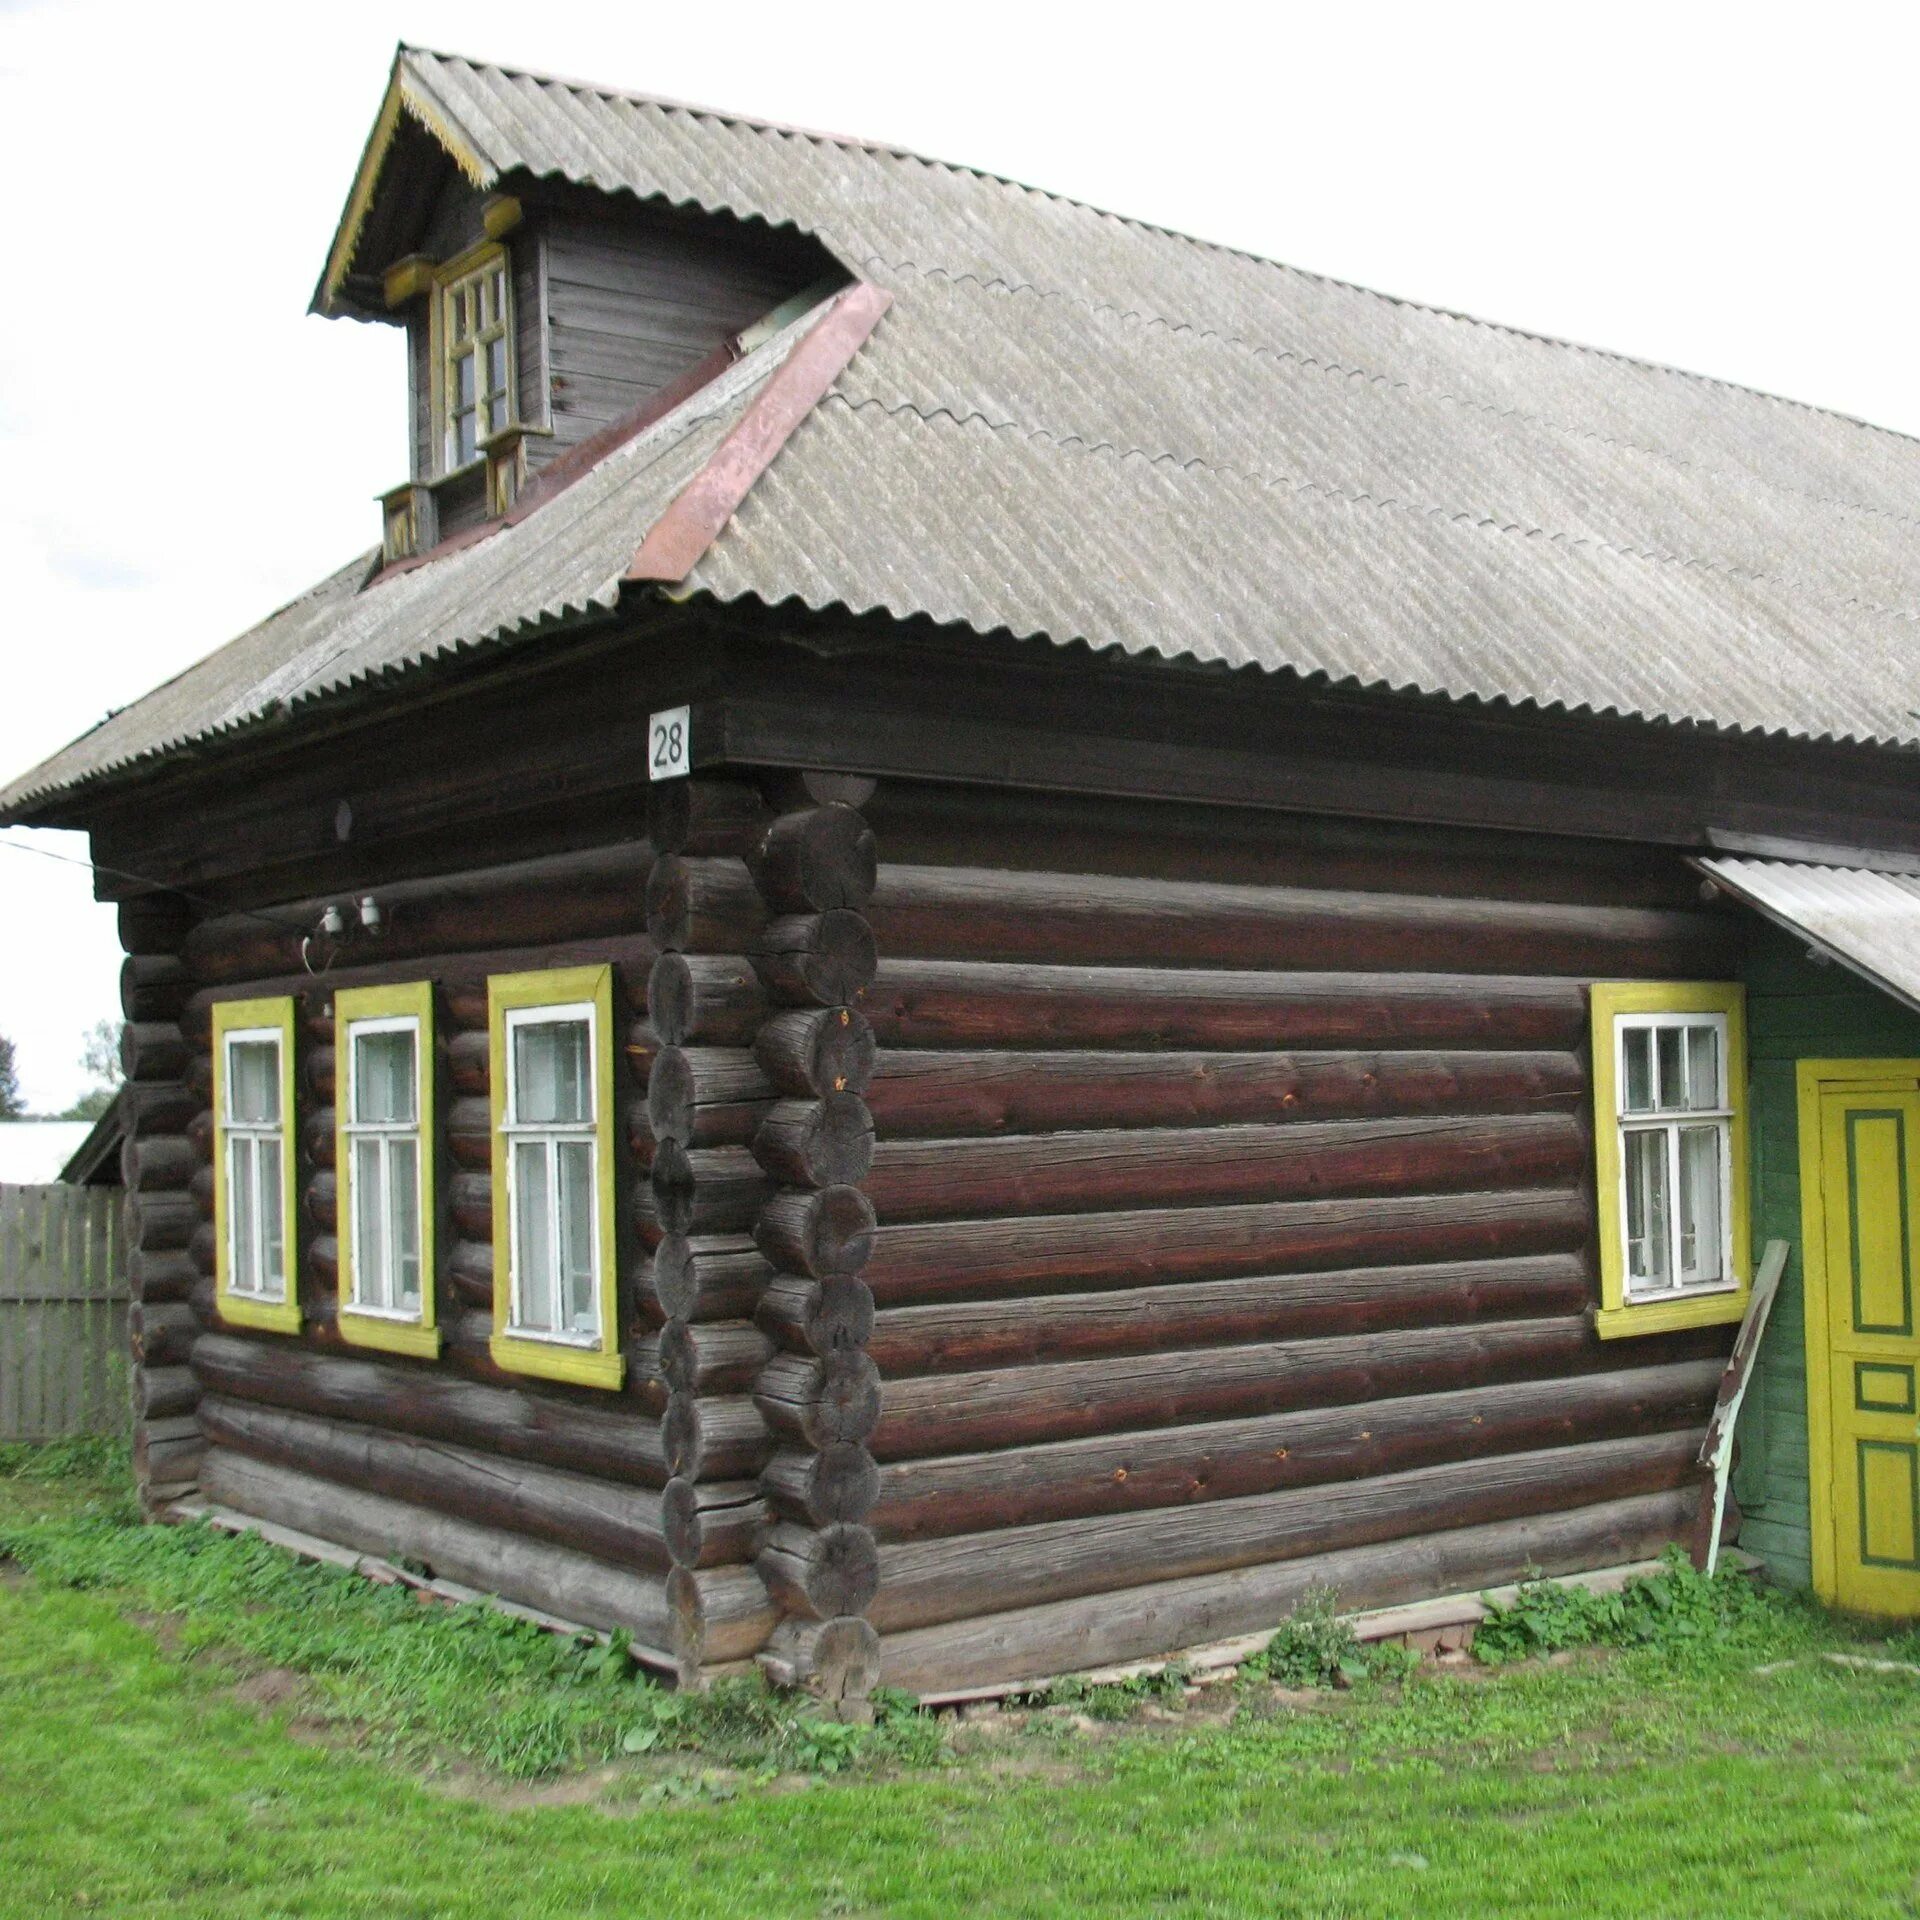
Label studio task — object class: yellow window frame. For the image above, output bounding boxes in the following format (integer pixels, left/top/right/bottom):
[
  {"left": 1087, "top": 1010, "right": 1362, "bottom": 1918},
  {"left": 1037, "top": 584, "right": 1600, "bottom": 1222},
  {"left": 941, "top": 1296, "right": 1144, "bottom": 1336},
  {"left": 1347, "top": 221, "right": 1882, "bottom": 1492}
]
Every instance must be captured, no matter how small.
[
  {"left": 212, "top": 996, "right": 302, "bottom": 1336},
  {"left": 430, "top": 239, "right": 515, "bottom": 477},
  {"left": 335, "top": 981, "right": 440, "bottom": 1360},
  {"left": 487, "top": 965, "right": 623, "bottom": 1390},
  {"left": 1591, "top": 980, "right": 1752, "bottom": 1339}
]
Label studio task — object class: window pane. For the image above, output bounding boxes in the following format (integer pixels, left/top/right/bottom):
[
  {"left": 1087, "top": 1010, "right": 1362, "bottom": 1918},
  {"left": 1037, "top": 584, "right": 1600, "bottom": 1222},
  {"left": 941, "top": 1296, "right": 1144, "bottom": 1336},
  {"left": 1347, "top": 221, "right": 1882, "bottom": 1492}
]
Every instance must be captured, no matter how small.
[
  {"left": 353, "top": 1136, "right": 386, "bottom": 1308},
  {"left": 488, "top": 337, "right": 507, "bottom": 396},
  {"left": 1655, "top": 1027, "right": 1686, "bottom": 1113},
  {"left": 456, "top": 353, "right": 475, "bottom": 407},
  {"left": 1678, "top": 1125, "right": 1725, "bottom": 1285},
  {"left": 353, "top": 1027, "right": 416, "bottom": 1126},
  {"left": 1624, "top": 1127, "right": 1671, "bottom": 1292},
  {"left": 1685, "top": 1025, "right": 1720, "bottom": 1111},
  {"left": 513, "top": 1140, "right": 554, "bottom": 1333},
  {"left": 231, "top": 1137, "right": 258, "bottom": 1291},
  {"left": 389, "top": 1137, "right": 422, "bottom": 1310},
  {"left": 230, "top": 1039, "right": 280, "bottom": 1124},
  {"left": 513, "top": 1019, "right": 591, "bottom": 1124},
  {"left": 1620, "top": 1026, "right": 1653, "bottom": 1114},
  {"left": 258, "top": 1138, "right": 285, "bottom": 1299},
  {"left": 558, "top": 1139, "right": 597, "bottom": 1334},
  {"left": 455, "top": 410, "right": 478, "bottom": 465}
]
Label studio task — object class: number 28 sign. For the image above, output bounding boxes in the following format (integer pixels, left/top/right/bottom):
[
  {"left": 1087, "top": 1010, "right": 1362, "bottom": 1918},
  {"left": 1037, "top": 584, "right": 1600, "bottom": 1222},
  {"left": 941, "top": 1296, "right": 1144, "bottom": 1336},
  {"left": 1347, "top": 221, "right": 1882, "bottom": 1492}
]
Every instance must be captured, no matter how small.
[{"left": 648, "top": 706, "right": 690, "bottom": 782}]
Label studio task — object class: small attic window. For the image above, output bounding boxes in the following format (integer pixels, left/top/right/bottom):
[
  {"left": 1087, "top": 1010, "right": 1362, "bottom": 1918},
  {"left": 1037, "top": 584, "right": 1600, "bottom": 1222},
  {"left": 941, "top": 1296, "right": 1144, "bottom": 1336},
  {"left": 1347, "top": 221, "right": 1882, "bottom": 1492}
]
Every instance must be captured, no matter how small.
[{"left": 437, "top": 244, "right": 515, "bottom": 471}]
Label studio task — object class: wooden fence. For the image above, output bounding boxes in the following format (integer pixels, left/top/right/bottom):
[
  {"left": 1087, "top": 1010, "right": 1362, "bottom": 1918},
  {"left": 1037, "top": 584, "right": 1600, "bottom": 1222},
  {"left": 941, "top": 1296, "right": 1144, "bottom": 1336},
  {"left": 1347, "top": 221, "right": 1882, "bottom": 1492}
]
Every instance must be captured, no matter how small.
[{"left": 0, "top": 1184, "right": 129, "bottom": 1443}]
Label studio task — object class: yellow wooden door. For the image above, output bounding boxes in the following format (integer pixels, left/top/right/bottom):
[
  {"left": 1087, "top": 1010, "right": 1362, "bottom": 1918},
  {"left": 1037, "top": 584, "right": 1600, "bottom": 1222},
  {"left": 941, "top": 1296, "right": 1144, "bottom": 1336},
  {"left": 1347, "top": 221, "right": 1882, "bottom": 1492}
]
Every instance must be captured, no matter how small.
[{"left": 1817, "top": 1088, "right": 1920, "bottom": 1615}]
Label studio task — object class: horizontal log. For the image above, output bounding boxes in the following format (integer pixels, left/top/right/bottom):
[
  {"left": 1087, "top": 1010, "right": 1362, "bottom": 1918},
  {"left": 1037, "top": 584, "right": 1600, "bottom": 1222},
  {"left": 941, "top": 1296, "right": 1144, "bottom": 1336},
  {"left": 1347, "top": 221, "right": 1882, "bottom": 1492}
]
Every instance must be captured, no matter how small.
[
  {"left": 122, "top": 953, "right": 193, "bottom": 1022},
  {"left": 201, "top": 1449, "right": 679, "bottom": 1658},
  {"left": 136, "top": 1364, "right": 200, "bottom": 1420},
  {"left": 756, "top": 1187, "right": 878, "bottom": 1281},
  {"left": 868, "top": 1316, "right": 1718, "bottom": 1462},
  {"left": 869, "top": 1428, "right": 1702, "bottom": 1633},
  {"left": 446, "top": 1096, "right": 489, "bottom": 1172},
  {"left": 642, "top": 1145, "right": 772, "bottom": 1240},
  {"left": 200, "top": 1396, "right": 673, "bottom": 1573},
  {"left": 646, "top": 1047, "right": 776, "bottom": 1148},
  {"left": 753, "top": 1095, "right": 876, "bottom": 1189},
  {"left": 863, "top": 1186, "right": 1589, "bottom": 1307},
  {"left": 450, "top": 1171, "right": 492, "bottom": 1240},
  {"left": 761, "top": 1444, "right": 881, "bottom": 1528},
  {"left": 130, "top": 1300, "right": 199, "bottom": 1368},
  {"left": 647, "top": 952, "right": 768, "bottom": 1048},
  {"left": 119, "top": 892, "right": 194, "bottom": 956},
  {"left": 757, "top": 1521, "right": 880, "bottom": 1622},
  {"left": 666, "top": 1561, "right": 782, "bottom": 1668},
  {"left": 447, "top": 1239, "right": 493, "bottom": 1308},
  {"left": 128, "top": 1249, "right": 199, "bottom": 1304},
  {"left": 658, "top": 1319, "right": 776, "bottom": 1396},
  {"left": 856, "top": 960, "right": 1591, "bottom": 1052},
  {"left": 304, "top": 1107, "right": 335, "bottom": 1170},
  {"left": 759, "top": 1615, "right": 881, "bottom": 1703},
  {"left": 121, "top": 1082, "right": 202, "bottom": 1139},
  {"left": 866, "top": 1252, "right": 1592, "bottom": 1375},
  {"left": 123, "top": 1022, "right": 188, "bottom": 1085},
  {"left": 869, "top": 1359, "right": 1722, "bottom": 1541},
  {"left": 641, "top": 1236, "right": 773, "bottom": 1324},
  {"left": 866, "top": 1112, "right": 1584, "bottom": 1225},
  {"left": 190, "top": 1165, "right": 215, "bottom": 1217},
  {"left": 755, "top": 1006, "right": 877, "bottom": 1100},
  {"left": 185, "top": 1053, "right": 213, "bottom": 1101},
  {"left": 136, "top": 1427, "right": 206, "bottom": 1492},
  {"left": 191, "top": 1333, "right": 670, "bottom": 1486},
  {"left": 761, "top": 770, "right": 878, "bottom": 813},
  {"left": 758, "top": 1274, "right": 875, "bottom": 1358},
  {"left": 866, "top": 1046, "right": 1586, "bottom": 1139},
  {"left": 755, "top": 1352, "right": 883, "bottom": 1451},
  {"left": 121, "top": 1135, "right": 201, "bottom": 1194},
  {"left": 128, "top": 1193, "right": 199, "bottom": 1255},
  {"left": 864, "top": 864, "right": 1736, "bottom": 977},
  {"left": 307, "top": 1169, "right": 338, "bottom": 1235},
  {"left": 753, "top": 912, "right": 878, "bottom": 1008},
  {"left": 747, "top": 805, "right": 878, "bottom": 914},
  {"left": 646, "top": 855, "right": 764, "bottom": 954},
  {"left": 448, "top": 1031, "right": 489, "bottom": 1097},
  {"left": 662, "top": 1477, "right": 768, "bottom": 1569},
  {"left": 662, "top": 1392, "right": 773, "bottom": 1481},
  {"left": 307, "top": 1045, "right": 335, "bottom": 1105},
  {"left": 438, "top": 947, "right": 650, "bottom": 1030},
  {"left": 183, "top": 843, "right": 660, "bottom": 985},
  {"left": 649, "top": 776, "right": 773, "bottom": 859},
  {"left": 875, "top": 1487, "right": 1704, "bottom": 1694}
]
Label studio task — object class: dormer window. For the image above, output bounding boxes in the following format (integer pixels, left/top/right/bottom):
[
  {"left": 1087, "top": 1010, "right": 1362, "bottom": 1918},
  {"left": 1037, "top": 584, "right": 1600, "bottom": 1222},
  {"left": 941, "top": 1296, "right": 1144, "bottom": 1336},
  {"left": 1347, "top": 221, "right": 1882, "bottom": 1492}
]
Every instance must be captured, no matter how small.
[{"left": 439, "top": 244, "right": 514, "bottom": 471}]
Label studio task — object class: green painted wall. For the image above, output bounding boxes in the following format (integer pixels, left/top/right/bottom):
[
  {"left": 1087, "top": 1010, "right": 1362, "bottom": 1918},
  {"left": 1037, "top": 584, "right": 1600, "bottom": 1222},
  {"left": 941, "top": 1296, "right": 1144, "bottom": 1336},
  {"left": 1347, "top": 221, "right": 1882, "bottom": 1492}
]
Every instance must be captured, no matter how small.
[{"left": 1737, "top": 922, "right": 1920, "bottom": 1588}]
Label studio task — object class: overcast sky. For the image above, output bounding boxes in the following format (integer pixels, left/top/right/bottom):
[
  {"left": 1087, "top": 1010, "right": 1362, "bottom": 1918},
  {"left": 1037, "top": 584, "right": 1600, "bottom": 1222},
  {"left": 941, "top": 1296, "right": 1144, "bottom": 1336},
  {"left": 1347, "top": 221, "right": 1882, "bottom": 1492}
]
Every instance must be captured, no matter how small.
[{"left": 2, "top": 0, "right": 1916, "bottom": 1112}]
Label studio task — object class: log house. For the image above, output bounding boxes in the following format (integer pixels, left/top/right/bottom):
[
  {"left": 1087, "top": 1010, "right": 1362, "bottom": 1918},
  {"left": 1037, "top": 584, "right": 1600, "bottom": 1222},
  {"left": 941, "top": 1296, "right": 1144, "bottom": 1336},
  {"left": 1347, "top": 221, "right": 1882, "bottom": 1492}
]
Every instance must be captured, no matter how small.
[{"left": 10, "top": 47, "right": 1920, "bottom": 1697}]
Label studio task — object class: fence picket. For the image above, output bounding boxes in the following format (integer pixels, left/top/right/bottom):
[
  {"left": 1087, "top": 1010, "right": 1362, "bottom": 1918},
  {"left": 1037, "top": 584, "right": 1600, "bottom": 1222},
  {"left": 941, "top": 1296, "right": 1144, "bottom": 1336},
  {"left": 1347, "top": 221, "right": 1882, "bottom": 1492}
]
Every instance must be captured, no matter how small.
[{"left": 0, "top": 1183, "right": 131, "bottom": 1443}]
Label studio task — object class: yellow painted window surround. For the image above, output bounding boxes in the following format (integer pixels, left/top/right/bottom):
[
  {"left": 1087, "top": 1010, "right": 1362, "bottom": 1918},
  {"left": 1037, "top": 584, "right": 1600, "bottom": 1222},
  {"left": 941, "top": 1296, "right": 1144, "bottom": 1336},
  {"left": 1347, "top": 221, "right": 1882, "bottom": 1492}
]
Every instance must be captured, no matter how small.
[
  {"left": 335, "top": 982, "right": 440, "bottom": 1360},
  {"left": 487, "top": 966, "right": 623, "bottom": 1390},
  {"left": 434, "top": 241, "right": 514, "bottom": 475},
  {"left": 1591, "top": 981, "right": 1752, "bottom": 1339},
  {"left": 212, "top": 997, "right": 302, "bottom": 1336}
]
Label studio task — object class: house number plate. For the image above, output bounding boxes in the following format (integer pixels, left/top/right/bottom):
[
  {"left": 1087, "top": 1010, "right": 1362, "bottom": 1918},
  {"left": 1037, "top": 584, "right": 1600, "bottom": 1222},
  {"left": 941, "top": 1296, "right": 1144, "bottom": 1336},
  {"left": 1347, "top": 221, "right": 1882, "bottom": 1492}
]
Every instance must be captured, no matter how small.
[{"left": 648, "top": 706, "right": 691, "bottom": 781}]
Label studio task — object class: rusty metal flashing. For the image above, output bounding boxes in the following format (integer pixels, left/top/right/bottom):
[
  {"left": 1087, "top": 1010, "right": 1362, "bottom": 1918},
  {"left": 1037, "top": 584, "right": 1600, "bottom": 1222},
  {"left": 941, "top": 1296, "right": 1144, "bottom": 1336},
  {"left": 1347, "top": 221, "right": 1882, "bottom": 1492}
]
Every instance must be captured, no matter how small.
[{"left": 628, "top": 282, "right": 891, "bottom": 585}]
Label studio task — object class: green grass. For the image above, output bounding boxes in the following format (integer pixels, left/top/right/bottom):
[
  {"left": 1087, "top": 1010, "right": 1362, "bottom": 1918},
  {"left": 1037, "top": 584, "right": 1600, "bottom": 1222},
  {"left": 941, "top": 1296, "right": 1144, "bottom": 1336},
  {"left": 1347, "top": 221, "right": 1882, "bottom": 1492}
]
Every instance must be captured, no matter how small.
[{"left": 5, "top": 1448, "right": 1920, "bottom": 1918}]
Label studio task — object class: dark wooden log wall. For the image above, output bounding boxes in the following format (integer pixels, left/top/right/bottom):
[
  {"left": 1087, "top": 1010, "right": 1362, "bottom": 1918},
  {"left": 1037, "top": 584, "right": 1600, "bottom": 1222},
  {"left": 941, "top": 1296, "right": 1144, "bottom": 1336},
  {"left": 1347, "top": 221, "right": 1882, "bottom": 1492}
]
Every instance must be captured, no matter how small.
[
  {"left": 120, "top": 894, "right": 205, "bottom": 1510},
  {"left": 159, "top": 837, "right": 791, "bottom": 1676},
  {"left": 826, "top": 783, "right": 1739, "bottom": 1692}
]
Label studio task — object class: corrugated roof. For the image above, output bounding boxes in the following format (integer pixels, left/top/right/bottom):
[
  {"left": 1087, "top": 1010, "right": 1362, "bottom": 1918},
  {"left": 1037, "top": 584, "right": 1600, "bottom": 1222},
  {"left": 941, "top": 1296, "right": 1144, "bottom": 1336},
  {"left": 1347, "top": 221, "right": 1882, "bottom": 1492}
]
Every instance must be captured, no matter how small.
[
  {"left": 1697, "top": 857, "right": 1920, "bottom": 1015},
  {"left": 12, "top": 44, "right": 1920, "bottom": 820}
]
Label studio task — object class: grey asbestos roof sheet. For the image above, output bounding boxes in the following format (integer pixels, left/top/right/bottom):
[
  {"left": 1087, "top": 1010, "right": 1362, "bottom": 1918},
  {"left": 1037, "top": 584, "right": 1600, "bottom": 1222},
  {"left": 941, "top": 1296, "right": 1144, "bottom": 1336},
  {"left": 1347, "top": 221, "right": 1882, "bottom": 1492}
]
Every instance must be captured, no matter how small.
[
  {"left": 1697, "top": 857, "right": 1920, "bottom": 1016},
  {"left": 10, "top": 44, "right": 1920, "bottom": 819}
]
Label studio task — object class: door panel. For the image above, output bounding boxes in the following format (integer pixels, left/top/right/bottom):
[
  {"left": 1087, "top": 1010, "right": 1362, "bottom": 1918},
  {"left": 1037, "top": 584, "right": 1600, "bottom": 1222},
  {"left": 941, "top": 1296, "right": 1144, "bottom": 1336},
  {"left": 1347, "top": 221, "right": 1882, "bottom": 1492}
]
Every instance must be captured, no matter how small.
[{"left": 1818, "top": 1088, "right": 1920, "bottom": 1615}]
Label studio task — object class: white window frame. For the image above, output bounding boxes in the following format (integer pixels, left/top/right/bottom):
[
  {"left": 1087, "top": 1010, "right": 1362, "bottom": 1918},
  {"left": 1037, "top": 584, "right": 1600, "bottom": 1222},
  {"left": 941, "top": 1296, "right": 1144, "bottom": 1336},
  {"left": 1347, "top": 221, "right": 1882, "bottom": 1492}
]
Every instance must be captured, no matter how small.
[
  {"left": 500, "top": 999, "right": 604, "bottom": 1348},
  {"left": 436, "top": 243, "right": 515, "bottom": 475},
  {"left": 222, "top": 1024, "right": 289, "bottom": 1304},
  {"left": 1612, "top": 1009, "right": 1738, "bottom": 1304},
  {"left": 342, "top": 1012, "right": 427, "bottom": 1320}
]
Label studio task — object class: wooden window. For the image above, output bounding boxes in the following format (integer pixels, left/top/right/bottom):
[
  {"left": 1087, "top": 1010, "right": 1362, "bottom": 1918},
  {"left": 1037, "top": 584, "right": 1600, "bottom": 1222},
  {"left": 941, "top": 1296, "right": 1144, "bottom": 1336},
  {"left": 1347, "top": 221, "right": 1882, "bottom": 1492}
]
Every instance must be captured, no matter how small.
[
  {"left": 487, "top": 966, "right": 622, "bottom": 1389},
  {"left": 436, "top": 243, "right": 515, "bottom": 473},
  {"left": 1592, "top": 982, "right": 1752, "bottom": 1338},
  {"left": 336, "top": 982, "right": 438, "bottom": 1359},
  {"left": 212, "top": 998, "right": 300, "bottom": 1335}
]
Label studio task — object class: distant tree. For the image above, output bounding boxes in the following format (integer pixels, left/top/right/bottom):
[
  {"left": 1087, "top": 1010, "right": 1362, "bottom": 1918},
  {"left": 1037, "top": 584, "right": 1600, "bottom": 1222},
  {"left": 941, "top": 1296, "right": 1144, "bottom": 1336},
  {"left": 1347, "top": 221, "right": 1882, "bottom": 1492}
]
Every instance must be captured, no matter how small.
[
  {"left": 0, "top": 1034, "right": 23, "bottom": 1120},
  {"left": 61, "top": 1019, "right": 126, "bottom": 1121}
]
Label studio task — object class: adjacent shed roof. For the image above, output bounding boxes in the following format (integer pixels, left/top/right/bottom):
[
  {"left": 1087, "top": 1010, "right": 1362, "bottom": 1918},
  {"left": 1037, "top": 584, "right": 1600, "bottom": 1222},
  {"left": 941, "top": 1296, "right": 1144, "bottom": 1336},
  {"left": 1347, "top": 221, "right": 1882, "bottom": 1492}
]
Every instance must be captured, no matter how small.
[
  {"left": 1696, "top": 857, "right": 1920, "bottom": 1018},
  {"left": 10, "top": 44, "right": 1920, "bottom": 821}
]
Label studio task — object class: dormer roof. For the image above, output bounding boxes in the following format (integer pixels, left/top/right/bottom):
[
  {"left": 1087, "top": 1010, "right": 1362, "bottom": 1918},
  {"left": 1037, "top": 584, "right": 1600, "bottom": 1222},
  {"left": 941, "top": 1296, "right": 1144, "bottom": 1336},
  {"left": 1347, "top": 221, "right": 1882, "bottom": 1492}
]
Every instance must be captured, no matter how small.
[{"left": 11, "top": 46, "right": 1920, "bottom": 823}]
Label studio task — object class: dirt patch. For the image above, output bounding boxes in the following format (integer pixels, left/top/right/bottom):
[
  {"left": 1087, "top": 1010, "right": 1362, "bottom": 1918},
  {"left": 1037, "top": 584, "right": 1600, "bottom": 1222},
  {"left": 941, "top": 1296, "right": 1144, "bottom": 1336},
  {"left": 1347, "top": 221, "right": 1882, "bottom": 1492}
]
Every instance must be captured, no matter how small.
[
  {"left": 227, "top": 1666, "right": 308, "bottom": 1710},
  {"left": 126, "top": 1609, "right": 184, "bottom": 1656},
  {"left": 0, "top": 1559, "right": 27, "bottom": 1591},
  {"left": 431, "top": 1761, "right": 638, "bottom": 1811}
]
